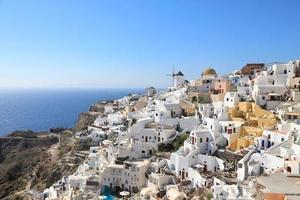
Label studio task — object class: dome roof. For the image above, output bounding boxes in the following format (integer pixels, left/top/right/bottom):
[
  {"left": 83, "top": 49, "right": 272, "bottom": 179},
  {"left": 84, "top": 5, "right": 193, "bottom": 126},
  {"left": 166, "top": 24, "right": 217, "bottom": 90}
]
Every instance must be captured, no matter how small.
[{"left": 202, "top": 67, "right": 217, "bottom": 77}]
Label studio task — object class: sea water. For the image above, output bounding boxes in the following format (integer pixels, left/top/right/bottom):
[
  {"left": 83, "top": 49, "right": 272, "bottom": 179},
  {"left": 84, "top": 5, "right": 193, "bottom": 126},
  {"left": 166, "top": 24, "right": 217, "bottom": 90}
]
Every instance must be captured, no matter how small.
[{"left": 0, "top": 88, "right": 143, "bottom": 136}]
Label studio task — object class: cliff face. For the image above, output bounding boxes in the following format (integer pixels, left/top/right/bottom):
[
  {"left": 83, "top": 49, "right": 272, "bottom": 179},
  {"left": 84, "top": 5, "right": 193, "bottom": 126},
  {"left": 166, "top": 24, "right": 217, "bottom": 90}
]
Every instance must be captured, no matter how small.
[
  {"left": 0, "top": 131, "right": 86, "bottom": 200},
  {"left": 76, "top": 112, "right": 99, "bottom": 131},
  {"left": 0, "top": 135, "right": 58, "bottom": 199}
]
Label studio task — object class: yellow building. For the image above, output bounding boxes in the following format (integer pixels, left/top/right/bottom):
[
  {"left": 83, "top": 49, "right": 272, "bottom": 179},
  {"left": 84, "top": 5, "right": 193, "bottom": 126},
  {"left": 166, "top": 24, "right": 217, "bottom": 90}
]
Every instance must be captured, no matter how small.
[
  {"left": 179, "top": 99, "right": 196, "bottom": 116},
  {"left": 227, "top": 102, "right": 278, "bottom": 151}
]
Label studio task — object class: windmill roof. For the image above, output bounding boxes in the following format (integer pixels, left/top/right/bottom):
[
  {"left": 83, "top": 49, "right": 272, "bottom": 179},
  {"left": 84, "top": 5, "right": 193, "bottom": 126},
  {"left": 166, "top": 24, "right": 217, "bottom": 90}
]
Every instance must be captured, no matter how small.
[{"left": 175, "top": 71, "right": 184, "bottom": 76}]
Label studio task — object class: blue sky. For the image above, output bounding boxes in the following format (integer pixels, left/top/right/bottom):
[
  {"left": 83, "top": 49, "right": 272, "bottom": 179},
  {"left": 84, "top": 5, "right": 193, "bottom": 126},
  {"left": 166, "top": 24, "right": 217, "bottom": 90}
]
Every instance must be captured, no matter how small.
[{"left": 0, "top": 0, "right": 300, "bottom": 89}]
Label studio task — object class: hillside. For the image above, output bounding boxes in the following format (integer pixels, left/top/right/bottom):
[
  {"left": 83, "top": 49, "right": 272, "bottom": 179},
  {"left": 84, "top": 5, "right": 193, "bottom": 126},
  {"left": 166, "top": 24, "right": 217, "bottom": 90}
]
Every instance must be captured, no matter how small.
[{"left": 0, "top": 131, "right": 87, "bottom": 200}]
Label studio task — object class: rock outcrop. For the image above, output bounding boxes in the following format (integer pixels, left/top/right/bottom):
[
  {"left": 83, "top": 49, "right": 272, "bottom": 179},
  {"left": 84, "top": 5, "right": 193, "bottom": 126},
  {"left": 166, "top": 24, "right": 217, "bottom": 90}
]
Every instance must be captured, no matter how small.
[{"left": 76, "top": 112, "right": 99, "bottom": 131}]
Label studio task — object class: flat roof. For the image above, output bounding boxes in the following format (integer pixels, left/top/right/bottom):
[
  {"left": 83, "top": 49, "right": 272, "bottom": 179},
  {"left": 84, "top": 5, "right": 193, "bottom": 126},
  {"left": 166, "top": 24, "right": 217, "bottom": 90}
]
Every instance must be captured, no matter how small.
[
  {"left": 258, "top": 172, "right": 300, "bottom": 200},
  {"left": 108, "top": 163, "right": 124, "bottom": 169},
  {"left": 286, "top": 112, "right": 300, "bottom": 116}
]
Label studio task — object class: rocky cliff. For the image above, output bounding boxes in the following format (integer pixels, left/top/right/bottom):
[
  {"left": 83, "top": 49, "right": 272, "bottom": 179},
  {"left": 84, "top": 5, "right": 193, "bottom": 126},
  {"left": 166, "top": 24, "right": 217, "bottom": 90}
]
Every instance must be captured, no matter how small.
[
  {"left": 76, "top": 111, "right": 100, "bottom": 131},
  {"left": 0, "top": 131, "right": 87, "bottom": 199}
]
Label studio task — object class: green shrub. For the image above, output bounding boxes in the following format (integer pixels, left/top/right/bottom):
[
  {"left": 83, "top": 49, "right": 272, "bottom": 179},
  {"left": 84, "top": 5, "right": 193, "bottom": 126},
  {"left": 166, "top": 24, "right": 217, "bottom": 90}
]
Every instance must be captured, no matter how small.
[
  {"left": 157, "top": 133, "right": 189, "bottom": 152},
  {"left": 172, "top": 133, "right": 188, "bottom": 150}
]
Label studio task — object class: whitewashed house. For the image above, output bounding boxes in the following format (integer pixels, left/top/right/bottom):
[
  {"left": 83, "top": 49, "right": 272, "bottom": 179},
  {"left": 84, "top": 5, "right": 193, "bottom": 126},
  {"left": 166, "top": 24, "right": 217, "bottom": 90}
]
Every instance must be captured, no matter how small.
[
  {"left": 184, "top": 127, "right": 218, "bottom": 155},
  {"left": 219, "top": 121, "right": 243, "bottom": 147},
  {"left": 252, "top": 84, "right": 288, "bottom": 110},
  {"left": 100, "top": 159, "right": 150, "bottom": 193},
  {"left": 256, "top": 129, "right": 289, "bottom": 150},
  {"left": 224, "top": 92, "right": 240, "bottom": 108},
  {"left": 168, "top": 128, "right": 224, "bottom": 180},
  {"left": 146, "top": 86, "right": 156, "bottom": 97},
  {"left": 212, "top": 178, "right": 254, "bottom": 200}
]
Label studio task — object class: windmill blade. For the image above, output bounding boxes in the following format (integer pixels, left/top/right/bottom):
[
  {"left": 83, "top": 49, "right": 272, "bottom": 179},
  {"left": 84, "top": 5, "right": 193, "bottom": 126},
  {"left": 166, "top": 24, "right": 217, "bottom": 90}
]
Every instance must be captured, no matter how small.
[{"left": 166, "top": 73, "right": 175, "bottom": 77}]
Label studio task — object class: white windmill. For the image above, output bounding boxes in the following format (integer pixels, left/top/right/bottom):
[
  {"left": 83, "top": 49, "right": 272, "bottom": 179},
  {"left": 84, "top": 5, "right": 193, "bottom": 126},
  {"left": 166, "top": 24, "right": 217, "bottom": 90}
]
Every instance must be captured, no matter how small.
[{"left": 167, "top": 68, "right": 185, "bottom": 88}]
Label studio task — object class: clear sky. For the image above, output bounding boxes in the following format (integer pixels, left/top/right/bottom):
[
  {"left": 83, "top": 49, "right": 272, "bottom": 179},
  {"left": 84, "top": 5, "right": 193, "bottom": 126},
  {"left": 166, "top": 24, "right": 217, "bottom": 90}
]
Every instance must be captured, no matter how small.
[{"left": 0, "top": 0, "right": 300, "bottom": 89}]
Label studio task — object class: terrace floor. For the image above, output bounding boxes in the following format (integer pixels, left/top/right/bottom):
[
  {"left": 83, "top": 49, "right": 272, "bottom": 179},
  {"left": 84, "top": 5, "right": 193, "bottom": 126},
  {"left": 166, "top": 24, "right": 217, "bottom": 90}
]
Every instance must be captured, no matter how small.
[{"left": 257, "top": 173, "right": 300, "bottom": 200}]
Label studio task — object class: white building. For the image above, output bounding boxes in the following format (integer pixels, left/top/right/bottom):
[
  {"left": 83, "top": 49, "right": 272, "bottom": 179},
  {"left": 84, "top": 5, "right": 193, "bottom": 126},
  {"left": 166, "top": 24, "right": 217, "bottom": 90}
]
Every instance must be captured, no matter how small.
[
  {"left": 168, "top": 131, "right": 224, "bottom": 180},
  {"left": 146, "top": 86, "right": 156, "bottom": 97},
  {"left": 219, "top": 121, "right": 243, "bottom": 148},
  {"left": 212, "top": 178, "right": 255, "bottom": 200},
  {"left": 224, "top": 92, "right": 240, "bottom": 108},
  {"left": 100, "top": 159, "right": 150, "bottom": 193},
  {"left": 173, "top": 71, "right": 185, "bottom": 88},
  {"left": 184, "top": 127, "right": 218, "bottom": 155},
  {"left": 256, "top": 129, "right": 290, "bottom": 150},
  {"left": 252, "top": 84, "right": 288, "bottom": 110}
]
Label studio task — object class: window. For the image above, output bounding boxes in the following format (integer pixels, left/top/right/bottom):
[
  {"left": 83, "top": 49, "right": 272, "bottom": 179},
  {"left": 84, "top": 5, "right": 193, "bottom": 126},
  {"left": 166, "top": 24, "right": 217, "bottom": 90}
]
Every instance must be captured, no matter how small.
[
  {"left": 262, "top": 96, "right": 265, "bottom": 100},
  {"left": 206, "top": 137, "right": 209, "bottom": 142},
  {"left": 226, "top": 98, "right": 229, "bottom": 101},
  {"left": 200, "top": 138, "right": 202, "bottom": 143}
]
